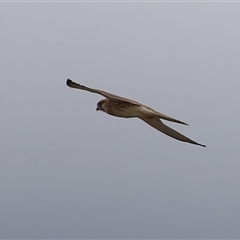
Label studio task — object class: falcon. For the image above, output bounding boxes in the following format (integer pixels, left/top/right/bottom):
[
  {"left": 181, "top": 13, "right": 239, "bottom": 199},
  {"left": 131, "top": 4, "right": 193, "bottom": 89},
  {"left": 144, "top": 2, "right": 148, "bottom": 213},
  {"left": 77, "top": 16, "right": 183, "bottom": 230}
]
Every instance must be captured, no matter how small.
[{"left": 66, "top": 79, "right": 206, "bottom": 147}]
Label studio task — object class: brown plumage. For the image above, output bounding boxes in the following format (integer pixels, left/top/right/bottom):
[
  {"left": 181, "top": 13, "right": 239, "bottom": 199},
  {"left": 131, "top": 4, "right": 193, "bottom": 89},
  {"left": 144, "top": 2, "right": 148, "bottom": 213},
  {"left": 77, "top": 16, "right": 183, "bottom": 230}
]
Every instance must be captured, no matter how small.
[{"left": 66, "top": 79, "right": 206, "bottom": 147}]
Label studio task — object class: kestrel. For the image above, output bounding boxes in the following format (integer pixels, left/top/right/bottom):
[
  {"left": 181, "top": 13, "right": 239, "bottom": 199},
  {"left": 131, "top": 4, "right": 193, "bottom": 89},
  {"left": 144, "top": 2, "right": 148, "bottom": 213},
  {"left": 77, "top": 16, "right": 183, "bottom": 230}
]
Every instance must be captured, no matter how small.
[{"left": 66, "top": 79, "right": 206, "bottom": 147}]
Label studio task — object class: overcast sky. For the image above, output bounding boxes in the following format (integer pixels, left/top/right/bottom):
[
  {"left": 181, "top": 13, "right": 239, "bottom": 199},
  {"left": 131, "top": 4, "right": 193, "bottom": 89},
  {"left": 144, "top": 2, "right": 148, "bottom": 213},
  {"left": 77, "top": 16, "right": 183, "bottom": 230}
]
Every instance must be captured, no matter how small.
[{"left": 1, "top": 2, "right": 240, "bottom": 239}]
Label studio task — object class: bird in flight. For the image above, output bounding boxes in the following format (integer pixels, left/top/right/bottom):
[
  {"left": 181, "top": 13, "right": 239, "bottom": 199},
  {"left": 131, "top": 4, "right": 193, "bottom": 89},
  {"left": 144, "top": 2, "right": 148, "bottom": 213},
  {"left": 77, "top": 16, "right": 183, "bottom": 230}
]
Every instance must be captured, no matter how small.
[{"left": 66, "top": 79, "right": 206, "bottom": 147}]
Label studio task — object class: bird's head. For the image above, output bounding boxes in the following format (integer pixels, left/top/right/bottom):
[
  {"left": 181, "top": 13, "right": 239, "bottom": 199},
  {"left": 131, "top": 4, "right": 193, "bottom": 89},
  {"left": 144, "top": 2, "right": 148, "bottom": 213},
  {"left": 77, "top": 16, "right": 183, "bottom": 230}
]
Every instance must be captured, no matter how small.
[{"left": 96, "top": 99, "right": 106, "bottom": 112}]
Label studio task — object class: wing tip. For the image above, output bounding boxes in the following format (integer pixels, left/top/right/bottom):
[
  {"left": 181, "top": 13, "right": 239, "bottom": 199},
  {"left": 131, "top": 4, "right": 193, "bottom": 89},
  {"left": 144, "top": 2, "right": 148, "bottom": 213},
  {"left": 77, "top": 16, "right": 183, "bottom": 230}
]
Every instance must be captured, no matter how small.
[
  {"left": 66, "top": 79, "right": 83, "bottom": 89},
  {"left": 196, "top": 142, "right": 206, "bottom": 147},
  {"left": 66, "top": 79, "right": 73, "bottom": 86},
  {"left": 177, "top": 120, "right": 189, "bottom": 126}
]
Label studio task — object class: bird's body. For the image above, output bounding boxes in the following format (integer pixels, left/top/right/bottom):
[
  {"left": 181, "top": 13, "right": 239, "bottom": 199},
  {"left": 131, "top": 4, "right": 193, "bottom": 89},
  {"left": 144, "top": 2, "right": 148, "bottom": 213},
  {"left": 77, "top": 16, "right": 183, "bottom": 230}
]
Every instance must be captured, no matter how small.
[
  {"left": 98, "top": 99, "right": 139, "bottom": 118},
  {"left": 98, "top": 99, "right": 188, "bottom": 123},
  {"left": 66, "top": 79, "right": 206, "bottom": 147},
  {"left": 98, "top": 99, "right": 159, "bottom": 119}
]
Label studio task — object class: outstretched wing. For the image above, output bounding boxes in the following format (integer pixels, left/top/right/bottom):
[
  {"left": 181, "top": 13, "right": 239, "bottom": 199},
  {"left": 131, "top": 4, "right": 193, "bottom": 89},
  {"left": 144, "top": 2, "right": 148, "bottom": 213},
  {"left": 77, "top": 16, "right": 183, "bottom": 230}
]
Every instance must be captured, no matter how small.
[
  {"left": 66, "top": 79, "right": 141, "bottom": 105},
  {"left": 139, "top": 117, "right": 206, "bottom": 147}
]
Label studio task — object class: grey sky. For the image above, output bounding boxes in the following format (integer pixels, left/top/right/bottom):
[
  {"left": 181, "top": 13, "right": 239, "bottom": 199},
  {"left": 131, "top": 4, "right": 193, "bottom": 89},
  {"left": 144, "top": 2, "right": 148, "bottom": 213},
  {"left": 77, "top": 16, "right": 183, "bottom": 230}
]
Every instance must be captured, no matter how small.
[{"left": 1, "top": 2, "right": 240, "bottom": 239}]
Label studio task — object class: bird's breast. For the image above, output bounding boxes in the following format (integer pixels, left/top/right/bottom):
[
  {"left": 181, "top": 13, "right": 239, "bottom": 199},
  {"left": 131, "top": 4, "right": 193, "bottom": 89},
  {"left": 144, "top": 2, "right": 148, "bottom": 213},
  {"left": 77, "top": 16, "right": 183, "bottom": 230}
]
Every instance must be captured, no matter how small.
[{"left": 104, "top": 101, "right": 143, "bottom": 118}]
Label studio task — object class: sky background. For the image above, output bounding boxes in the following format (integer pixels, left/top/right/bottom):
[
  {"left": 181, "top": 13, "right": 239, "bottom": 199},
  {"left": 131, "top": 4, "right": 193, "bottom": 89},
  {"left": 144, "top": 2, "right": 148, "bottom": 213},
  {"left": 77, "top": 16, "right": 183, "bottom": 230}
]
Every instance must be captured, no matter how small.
[{"left": 1, "top": 2, "right": 240, "bottom": 239}]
